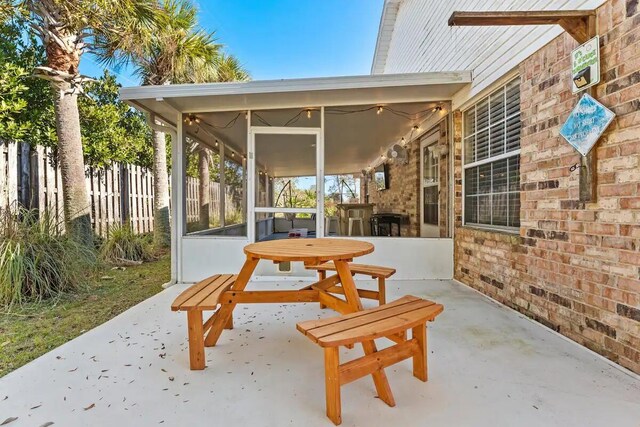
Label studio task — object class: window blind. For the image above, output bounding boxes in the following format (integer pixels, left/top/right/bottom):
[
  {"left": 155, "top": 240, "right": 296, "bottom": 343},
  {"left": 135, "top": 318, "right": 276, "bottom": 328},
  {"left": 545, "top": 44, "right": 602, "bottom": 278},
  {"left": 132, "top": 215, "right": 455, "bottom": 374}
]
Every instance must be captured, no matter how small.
[{"left": 463, "top": 77, "right": 521, "bottom": 229}]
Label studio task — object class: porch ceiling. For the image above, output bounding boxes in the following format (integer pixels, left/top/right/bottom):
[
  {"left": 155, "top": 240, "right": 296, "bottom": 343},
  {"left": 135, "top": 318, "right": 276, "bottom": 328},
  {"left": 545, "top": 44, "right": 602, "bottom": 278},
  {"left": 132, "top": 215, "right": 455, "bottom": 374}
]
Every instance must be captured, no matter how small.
[
  {"left": 202, "top": 101, "right": 443, "bottom": 177},
  {"left": 120, "top": 71, "right": 472, "bottom": 176}
]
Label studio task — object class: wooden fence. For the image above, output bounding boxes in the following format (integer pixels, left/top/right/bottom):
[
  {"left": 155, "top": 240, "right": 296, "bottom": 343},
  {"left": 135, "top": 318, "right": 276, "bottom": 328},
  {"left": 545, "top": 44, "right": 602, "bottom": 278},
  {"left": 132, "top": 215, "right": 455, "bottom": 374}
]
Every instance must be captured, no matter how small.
[{"left": 0, "top": 142, "right": 239, "bottom": 236}]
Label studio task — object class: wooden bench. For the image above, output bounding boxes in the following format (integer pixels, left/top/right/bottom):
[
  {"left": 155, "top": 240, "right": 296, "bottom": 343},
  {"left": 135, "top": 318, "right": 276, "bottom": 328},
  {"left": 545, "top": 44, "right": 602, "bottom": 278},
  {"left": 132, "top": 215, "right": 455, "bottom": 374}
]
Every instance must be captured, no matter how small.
[
  {"left": 297, "top": 295, "right": 443, "bottom": 425},
  {"left": 171, "top": 274, "right": 237, "bottom": 370},
  {"left": 306, "top": 262, "right": 396, "bottom": 306}
]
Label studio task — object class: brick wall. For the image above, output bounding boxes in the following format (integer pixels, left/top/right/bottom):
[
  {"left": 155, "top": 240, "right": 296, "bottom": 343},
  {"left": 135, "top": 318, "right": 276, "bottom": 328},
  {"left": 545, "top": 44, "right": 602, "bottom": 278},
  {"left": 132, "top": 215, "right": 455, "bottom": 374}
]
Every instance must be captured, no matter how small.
[
  {"left": 367, "top": 119, "right": 450, "bottom": 237},
  {"left": 454, "top": 0, "right": 640, "bottom": 374}
]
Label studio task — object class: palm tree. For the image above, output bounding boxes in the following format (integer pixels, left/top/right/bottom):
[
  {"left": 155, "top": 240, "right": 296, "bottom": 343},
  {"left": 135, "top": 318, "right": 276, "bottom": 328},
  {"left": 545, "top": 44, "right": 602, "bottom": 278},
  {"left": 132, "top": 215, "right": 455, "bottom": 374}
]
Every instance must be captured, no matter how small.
[
  {"left": 198, "top": 54, "right": 249, "bottom": 229},
  {"left": 105, "top": 0, "right": 221, "bottom": 247},
  {"left": 16, "top": 0, "right": 158, "bottom": 245}
]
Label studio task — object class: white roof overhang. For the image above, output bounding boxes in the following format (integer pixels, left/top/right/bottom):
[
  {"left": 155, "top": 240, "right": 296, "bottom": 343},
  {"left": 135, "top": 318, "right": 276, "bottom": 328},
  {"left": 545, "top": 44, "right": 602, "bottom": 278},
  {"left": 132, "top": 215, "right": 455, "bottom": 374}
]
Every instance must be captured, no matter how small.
[{"left": 120, "top": 71, "right": 471, "bottom": 118}]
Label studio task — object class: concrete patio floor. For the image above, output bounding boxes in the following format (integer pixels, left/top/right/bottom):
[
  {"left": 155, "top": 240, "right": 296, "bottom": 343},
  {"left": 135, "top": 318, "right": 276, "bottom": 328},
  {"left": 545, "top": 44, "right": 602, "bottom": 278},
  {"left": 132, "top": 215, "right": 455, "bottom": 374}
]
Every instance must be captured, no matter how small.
[{"left": 1, "top": 279, "right": 639, "bottom": 427}]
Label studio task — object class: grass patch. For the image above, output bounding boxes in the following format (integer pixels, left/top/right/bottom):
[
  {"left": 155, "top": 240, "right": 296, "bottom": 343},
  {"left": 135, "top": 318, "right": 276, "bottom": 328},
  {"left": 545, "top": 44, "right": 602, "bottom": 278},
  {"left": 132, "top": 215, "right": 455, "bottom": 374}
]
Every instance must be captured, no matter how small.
[
  {"left": 0, "top": 209, "right": 97, "bottom": 306},
  {"left": 0, "top": 255, "right": 170, "bottom": 377},
  {"left": 100, "top": 224, "right": 154, "bottom": 264}
]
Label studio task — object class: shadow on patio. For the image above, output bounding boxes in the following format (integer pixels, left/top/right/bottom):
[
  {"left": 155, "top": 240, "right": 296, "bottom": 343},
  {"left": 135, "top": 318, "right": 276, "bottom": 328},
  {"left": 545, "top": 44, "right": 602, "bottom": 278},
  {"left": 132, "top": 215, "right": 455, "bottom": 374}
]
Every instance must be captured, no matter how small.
[{"left": 1, "top": 279, "right": 638, "bottom": 427}]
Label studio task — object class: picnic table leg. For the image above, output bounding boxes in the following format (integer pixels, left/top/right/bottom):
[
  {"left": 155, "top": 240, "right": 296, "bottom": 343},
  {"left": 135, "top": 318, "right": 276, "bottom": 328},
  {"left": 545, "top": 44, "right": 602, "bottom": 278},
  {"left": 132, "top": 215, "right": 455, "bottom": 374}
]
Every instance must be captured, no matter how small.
[
  {"left": 334, "top": 260, "right": 395, "bottom": 406},
  {"left": 324, "top": 347, "right": 342, "bottom": 425},
  {"left": 225, "top": 315, "right": 234, "bottom": 330},
  {"left": 204, "top": 257, "right": 259, "bottom": 347},
  {"left": 412, "top": 323, "right": 428, "bottom": 381},
  {"left": 318, "top": 270, "right": 327, "bottom": 309},
  {"left": 378, "top": 277, "right": 386, "bottom": 305},
  {"left": 187, "top": 310, "right": 205, "bottom": 370}
]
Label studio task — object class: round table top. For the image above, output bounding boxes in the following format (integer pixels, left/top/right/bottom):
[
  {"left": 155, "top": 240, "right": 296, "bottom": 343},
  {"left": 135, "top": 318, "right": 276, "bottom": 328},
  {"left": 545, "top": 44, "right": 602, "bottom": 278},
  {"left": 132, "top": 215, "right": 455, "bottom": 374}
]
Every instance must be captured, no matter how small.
[{"left": 244, "top": 238, "right": 374, "bottom": 263}]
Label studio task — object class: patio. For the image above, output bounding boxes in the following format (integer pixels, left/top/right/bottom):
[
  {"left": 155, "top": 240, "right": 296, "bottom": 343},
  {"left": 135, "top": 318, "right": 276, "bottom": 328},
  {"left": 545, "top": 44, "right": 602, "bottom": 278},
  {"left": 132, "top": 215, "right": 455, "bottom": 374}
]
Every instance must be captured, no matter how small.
[{"left": 1, "top": 278, "right": 638, "bottom": 427}]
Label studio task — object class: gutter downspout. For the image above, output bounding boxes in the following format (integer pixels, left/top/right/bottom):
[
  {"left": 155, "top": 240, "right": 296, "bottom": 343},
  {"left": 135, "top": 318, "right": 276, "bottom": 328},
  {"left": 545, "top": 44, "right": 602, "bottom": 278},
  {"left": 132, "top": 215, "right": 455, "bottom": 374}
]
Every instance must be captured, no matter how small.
[{"left": 144, "top": 112, "right": 178, "bottom": 289}]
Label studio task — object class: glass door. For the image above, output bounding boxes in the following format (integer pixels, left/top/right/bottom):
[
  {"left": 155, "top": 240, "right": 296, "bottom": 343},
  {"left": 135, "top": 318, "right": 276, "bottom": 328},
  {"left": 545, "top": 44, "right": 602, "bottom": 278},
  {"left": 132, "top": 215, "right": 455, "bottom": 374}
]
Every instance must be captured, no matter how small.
[
  {"left": 421, "top": 132, "right": 440, "bottom": 237},
  {"left": 248, "top": 126, "right": 323, "bottom": 242}
]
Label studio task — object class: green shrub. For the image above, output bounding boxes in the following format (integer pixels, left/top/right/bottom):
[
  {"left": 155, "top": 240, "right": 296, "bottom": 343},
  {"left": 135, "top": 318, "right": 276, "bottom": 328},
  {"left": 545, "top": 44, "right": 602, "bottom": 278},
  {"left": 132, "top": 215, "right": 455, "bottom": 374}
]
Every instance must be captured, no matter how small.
[
  {"left": 0, "top": 208, "right": 97, "bottom": 307},
  {"left": 100, "top": 223, "right": 154, "bottom": 264}
]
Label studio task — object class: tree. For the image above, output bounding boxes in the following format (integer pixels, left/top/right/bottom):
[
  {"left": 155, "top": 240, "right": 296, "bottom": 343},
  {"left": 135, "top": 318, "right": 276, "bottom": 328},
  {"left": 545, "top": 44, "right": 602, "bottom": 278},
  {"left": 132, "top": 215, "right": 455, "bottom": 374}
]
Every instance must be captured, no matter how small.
[
  {"left": 13, "top": 0, "right": 159, "bottom": 245},
  {"left": 79, "top": 71, "right": 152, "bottom": 168},
  {"left": 103, "top": 0, "right": 221, "bottom": 248},
  {"left": 0, "top": 13, "right": 54, "bottom": 147},
  {"left": 0, "top": 62, "right": 29, "bottom": 142}
]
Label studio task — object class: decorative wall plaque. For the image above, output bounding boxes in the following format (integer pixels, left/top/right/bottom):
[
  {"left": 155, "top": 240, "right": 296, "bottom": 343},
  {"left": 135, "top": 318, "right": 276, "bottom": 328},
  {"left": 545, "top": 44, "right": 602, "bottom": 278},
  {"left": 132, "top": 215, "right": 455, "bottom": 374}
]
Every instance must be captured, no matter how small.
[{"left": 560, "top": 93, "right": 615, "bottom": 156}]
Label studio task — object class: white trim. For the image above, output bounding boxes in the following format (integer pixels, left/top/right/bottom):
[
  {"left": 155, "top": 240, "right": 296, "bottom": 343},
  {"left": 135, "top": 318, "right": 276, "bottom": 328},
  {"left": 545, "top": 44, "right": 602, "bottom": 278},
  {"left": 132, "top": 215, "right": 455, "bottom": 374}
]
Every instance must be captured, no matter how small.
[
  {"left": 174, "top": 114, "right": 185, "bottom": 282},
  {"left": 254, "top": 207, "right": 316, "bottom": 214},
  {"left": 453, "top": 69, "right": 520, "bottom": 112},
  {"left": 420, "top": 131, "right": 440, "bottom": 237},
  {"left": 448, "top": 112, "right": 454, "bottom": 239},
  {"left": 461, "top": 77, "right": 521, "bottom": 230},
  {"left": 249, "top": 126, "right": 322, "bottom": 241},
  {"left": 247, "top": 111, "right": 255, "bottom": 242},
  {"left": 371, "top": 0, "right": 403, "bottom": 74},
  {"left": 463, "top": 223, "right": 520, "bottom": 235},
  {"left": 249, "top": 126, "right": 321, "bottom": 135},
  {"left": 317, "top": 107, "right": 326, "bottom": 237},
  {"left": 120, "top": 71, "right": 472, "bottom": 102},
  {"left": 463, "top": 149, "right": 521, "bottom": 170},
  {"left": 219, "top": 142, "right": 226, "bottom": 227}
]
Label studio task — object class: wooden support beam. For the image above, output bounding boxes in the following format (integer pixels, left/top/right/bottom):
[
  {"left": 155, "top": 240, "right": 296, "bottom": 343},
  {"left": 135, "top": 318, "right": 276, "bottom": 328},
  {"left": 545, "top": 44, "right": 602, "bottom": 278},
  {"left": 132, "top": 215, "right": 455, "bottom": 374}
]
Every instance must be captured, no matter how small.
[
  {"left": 318, "top": 292, "right": 353, "bottom": 315},
  {"left": 449, "top": 9, "right": 599, "bottom": 202},
  {"left": 338, "top": 338, "right": 419, "bottom": 386},
  {"left": 580, "top": 14, "right": 598, "bottom": 203},
  {"left": 311, "top": 273, "right": 342, "bottom": 291},
  {"left": 448, "top": 10, "right": 596, "bottom": 44},
  {"left": 220, "top": 290, "right": 319, "bottom": 304},
  {"left": 325, "top": 285, "right": 380, "bottom": 301}
]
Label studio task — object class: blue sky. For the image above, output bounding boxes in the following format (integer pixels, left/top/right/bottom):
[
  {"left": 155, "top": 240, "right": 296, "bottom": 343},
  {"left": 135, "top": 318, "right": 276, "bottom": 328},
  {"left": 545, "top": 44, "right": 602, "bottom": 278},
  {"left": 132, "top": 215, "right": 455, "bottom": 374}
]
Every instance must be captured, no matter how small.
[{"left": 80, "top": 0, "right": 384, "bottom": 86}]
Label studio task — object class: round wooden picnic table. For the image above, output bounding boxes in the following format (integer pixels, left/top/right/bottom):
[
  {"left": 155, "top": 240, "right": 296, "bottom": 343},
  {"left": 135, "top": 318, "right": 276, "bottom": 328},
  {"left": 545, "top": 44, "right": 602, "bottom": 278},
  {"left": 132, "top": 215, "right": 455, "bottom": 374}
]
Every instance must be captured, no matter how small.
[
  {"left": 244, "top": 238, "right": 374, "bottom": 263},
  {"left": 204, "top": 238, "right": 375, "bottom": 348}
]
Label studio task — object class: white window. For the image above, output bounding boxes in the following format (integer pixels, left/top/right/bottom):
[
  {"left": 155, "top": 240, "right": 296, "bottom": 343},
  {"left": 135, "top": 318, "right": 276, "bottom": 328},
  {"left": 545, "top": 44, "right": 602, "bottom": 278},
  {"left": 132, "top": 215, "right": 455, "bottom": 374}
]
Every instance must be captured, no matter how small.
[{"left": 463, "top": 78, "right": 521, "bottom": 229}]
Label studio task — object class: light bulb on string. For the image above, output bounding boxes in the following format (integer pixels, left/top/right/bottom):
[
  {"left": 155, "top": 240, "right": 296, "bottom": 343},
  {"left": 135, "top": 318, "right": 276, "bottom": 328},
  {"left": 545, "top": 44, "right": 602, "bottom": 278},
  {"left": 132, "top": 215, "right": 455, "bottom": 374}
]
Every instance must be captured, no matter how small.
[{"left": 377, "top": 106, "right": 383, "bottom": 115}]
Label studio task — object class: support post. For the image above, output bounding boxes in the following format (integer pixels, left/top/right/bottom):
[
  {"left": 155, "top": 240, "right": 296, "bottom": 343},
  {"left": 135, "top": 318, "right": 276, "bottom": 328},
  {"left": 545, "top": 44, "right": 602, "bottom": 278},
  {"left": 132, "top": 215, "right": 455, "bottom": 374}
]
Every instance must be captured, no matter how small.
[
  {"left": 579, "top": 14, "right": 598, "bottom": 203},
  {"left": 187, "top": 310, "right": 205, "bottom": 370},
  {"left": 412, "top": 324, "right": 428, "bottom": 381},
  {"left": 324, "top": 347, "right": 342, "bottom": 425},
  {"left": 219, "top": 143, "right": 226, "bottom": 227}
]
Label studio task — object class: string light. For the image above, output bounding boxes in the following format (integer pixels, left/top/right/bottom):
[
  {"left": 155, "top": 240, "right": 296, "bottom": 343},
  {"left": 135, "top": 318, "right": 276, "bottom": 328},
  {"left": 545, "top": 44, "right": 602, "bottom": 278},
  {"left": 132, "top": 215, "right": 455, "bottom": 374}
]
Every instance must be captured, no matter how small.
[
  {"left": 413, "top": 125, "right": 420, "bottom": 131},
  {"left": 214, "top": 140, "right": 219, "bottom": 147},
  {"left": 184, "top": 114, "right": 200, "bottom": 126},
  {"left": 400, "top": 137, "right": 406, "bottom": 146},
  {"left": 306, "top": 109, "right": 312, "bottom": 119},
  {"left": 432, "top": 106, "right": 443, "bottom": 112},
  {"left": 376, "top": 106, "right": 383, "bottom": 115}
]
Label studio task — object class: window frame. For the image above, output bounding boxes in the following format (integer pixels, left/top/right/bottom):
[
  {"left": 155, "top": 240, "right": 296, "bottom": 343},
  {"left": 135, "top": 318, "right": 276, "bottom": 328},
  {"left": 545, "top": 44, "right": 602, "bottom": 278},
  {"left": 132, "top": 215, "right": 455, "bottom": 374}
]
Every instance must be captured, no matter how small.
[{"left": 462, "top": 78, "right": 521, "bottom": 232}]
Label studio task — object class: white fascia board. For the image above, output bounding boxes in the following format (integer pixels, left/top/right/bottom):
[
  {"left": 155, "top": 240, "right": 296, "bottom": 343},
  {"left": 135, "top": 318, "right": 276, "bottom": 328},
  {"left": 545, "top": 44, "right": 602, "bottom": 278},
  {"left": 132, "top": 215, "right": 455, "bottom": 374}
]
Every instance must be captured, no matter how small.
[
  {"left": 120, "top": 71, "right": 472, "bottom": 102},
  {"left": 371, "top": 0, "right": 402, "bottom": 75}
]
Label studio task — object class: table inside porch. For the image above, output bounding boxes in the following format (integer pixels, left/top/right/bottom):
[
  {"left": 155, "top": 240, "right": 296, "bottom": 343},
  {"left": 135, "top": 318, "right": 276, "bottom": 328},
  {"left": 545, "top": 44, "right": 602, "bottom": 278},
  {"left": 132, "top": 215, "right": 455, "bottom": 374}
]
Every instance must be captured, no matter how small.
[{"left": 204, "top": 238, "right": 375, "bottom": 348}]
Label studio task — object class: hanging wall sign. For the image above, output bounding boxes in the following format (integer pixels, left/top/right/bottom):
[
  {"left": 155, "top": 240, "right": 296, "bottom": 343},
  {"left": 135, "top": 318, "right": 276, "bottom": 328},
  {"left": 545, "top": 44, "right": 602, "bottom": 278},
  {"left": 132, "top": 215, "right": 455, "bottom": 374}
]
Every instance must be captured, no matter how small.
[
  {"left": 560, "top": 93, "right": 615, "bottom": 156},
  {"left": 571, "top": 36, "right": 600, "bottom": 93}
]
